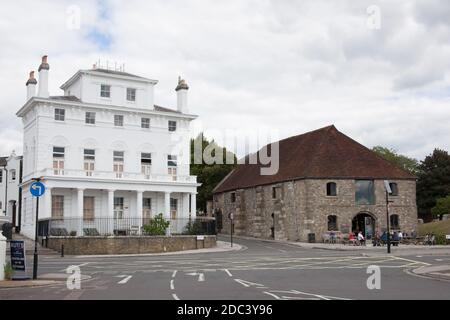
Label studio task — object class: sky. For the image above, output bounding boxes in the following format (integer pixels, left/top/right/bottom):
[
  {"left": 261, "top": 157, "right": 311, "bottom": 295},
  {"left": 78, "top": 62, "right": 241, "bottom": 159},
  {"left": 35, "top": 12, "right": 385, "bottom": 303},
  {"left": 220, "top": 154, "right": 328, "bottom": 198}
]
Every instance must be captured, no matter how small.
[{"left": 0, "top": 0, "right": 449, "bottom": 161}]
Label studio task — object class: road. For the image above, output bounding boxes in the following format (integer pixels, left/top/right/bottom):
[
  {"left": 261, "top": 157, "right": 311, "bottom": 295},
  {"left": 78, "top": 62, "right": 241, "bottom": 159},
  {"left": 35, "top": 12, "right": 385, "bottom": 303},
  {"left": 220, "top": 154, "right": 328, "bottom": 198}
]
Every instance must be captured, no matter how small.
[{"left": 1, "top": 236, "right": 449, "bottom": 300}]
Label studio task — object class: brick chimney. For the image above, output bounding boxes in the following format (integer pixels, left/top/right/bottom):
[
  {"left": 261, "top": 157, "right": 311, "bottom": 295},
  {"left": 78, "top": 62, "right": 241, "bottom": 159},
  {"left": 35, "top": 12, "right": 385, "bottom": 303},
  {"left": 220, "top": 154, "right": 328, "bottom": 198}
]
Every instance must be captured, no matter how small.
[
  {"left": 38, "top": 55, "right": 50, "bottom": 98},
  {"left": 26, "top": 71, "right": 37, "bottom": 101}
]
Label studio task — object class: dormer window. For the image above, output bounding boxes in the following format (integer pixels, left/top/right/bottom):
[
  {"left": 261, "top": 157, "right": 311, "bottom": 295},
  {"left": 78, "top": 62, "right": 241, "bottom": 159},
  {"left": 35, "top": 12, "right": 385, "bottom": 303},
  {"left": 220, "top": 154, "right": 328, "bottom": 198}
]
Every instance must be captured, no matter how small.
[
  {"left": 100, "top": 84, "right": 111, "bottom": 98},
  {"left": 127, "top": 88, "right": 136, "bottom": 102}
]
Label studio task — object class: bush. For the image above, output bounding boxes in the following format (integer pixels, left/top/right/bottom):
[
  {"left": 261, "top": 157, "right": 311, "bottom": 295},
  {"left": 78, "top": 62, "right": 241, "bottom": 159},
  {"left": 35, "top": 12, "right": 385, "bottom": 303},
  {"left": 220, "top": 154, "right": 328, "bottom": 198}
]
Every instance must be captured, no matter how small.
[
  {"left": 4, "top": 262, "right": 13, "bottom": 280},
  {"left": 143, "top": 214, "right": 170, "bottom": 235},
  {"left": 183, "top": 220, "right": 204, "bottom": 235}
]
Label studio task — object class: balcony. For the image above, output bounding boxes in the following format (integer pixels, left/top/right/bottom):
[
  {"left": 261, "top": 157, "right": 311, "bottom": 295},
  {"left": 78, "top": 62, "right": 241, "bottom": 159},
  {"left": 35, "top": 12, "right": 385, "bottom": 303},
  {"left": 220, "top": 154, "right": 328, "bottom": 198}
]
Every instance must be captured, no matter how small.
[{"left": 32, "top": 168, "right": 197, "bottom": 183}]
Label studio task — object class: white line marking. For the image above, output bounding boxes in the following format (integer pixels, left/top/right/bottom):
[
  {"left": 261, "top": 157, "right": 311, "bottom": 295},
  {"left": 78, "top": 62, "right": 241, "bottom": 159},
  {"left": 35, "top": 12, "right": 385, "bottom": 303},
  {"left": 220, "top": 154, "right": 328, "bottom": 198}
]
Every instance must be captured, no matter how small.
[
  {"left": 263, "top": 291, "right": 281, "bottom": 299},
  {"left": 172, "top": 293, "right": 180, "bottom": 300},
  {"left": 224, "top": 269, "right": 233, "bottom": 277},
  {"left": 172, "top": 270, "right": 177, "bottom": 278},
  {"left": 234, "top": 279, "right": 265, "bottom": 288},
  {"left": 117, "top": 275, "right": 132, "bottom": 284},
  {"left": 416, "top": 256, "right": 422, "bottom": 258},
  {"left": 435, "top": 259, "right": 443, "bottom": 262},
  {"left": 170, "top": 279, "right": 175, "bottom": 290}
]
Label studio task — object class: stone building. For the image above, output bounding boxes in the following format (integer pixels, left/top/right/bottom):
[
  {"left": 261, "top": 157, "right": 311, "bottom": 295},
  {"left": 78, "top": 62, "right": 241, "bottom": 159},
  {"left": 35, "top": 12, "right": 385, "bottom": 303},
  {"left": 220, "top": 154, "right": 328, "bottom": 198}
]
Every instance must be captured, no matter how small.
[{"left": 212, "top": 125, "right": 417, "bottom": 242}]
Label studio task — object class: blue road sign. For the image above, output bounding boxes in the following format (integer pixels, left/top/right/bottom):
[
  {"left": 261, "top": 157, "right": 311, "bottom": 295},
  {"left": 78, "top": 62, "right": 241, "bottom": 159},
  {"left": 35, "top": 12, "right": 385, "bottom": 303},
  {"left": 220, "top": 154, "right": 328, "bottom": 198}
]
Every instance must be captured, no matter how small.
[{"left": 30, "top": 181, "right": 45, "bottom": 197}]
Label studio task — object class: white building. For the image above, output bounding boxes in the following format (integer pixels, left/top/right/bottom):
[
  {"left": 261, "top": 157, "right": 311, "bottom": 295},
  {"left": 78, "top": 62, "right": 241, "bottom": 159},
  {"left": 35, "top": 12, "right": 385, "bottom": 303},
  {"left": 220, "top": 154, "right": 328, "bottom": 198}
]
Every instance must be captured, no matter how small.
[
  {"left": 17, "top": 56, "right": 199, "bottom": 239},
  {"left": 0, "top": 151, "right": 23, "bottom": 231}
]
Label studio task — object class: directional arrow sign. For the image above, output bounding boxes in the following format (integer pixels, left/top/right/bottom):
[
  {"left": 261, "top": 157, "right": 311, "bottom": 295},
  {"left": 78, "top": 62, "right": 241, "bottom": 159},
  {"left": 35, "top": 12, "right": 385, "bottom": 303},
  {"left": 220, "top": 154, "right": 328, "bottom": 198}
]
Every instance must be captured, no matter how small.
[
  {"left": 30, "top": 181, "right": 45, "bottom": 197},
  {"left": 186, "top": 272, "right": 205, "bottom": 282}
]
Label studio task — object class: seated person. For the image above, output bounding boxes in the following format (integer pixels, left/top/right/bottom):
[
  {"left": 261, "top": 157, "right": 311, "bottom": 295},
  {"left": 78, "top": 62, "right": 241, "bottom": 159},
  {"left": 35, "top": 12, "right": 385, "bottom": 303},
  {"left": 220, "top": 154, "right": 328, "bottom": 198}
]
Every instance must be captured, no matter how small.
[
  {"left": 392, "top": 232, "right": 400, "bottom": 246},
  {"left": 348, "top": 232, "right": 356, "bottom": 245},
  {"left": 357, "top": 231, "right": 366, "bottom": 246}
]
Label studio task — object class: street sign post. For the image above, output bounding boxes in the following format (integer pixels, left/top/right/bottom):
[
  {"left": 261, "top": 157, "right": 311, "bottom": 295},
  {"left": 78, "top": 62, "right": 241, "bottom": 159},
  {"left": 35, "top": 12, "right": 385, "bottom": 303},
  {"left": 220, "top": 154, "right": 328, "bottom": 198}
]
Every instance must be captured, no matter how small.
[
  {"left": 229, "top": 213, "right": 234, "bottom": 247},
  {"left": 30, "top": 180, "right": 45, "bottom": 280}
]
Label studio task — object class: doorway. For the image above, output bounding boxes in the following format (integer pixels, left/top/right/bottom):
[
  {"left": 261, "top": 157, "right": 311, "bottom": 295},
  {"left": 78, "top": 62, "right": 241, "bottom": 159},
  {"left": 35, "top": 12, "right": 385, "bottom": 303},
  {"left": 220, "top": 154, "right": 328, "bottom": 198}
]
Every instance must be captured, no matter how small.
[{"left": 352, "top": 212, "right": 375, "bottom": 240}]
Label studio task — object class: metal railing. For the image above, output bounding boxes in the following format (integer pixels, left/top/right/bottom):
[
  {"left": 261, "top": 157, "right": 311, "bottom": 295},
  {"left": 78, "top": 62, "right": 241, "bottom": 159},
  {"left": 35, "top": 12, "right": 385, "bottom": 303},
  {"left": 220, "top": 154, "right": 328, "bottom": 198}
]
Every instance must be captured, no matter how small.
[
  {"left": 27, "top": 168, "right": 197, "bottom": 183},
  {"left": 38, "top": 216, "right": 216, "bottom": 237}
]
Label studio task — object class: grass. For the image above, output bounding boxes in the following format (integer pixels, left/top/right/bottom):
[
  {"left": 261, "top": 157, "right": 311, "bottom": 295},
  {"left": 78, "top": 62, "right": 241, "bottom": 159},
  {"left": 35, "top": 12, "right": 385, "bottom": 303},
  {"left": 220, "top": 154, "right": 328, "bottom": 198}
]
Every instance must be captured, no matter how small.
[{"left": 418, "top": 219, "right": 450, "bottom": 245}]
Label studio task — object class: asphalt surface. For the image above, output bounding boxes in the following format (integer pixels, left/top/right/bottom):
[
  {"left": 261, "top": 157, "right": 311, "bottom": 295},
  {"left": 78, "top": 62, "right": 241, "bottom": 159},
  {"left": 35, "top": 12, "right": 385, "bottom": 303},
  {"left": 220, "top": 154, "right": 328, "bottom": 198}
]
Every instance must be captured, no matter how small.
[{"left": 1, "top": 236, "right": 449, "bottom": 300}]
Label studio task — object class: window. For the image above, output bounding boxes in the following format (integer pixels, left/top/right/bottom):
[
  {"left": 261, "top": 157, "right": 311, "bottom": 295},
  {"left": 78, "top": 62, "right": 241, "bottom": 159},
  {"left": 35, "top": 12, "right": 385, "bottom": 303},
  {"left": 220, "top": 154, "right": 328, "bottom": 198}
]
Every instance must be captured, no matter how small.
[
  {"left": 53, "top": 146, "right": 65, "bottom": 175},
  {"left": 51, "top": 195, "right": 64, "bottom": 220},
  {"left": 113, "top": 151, "right": 124, "bottom": 178},
  {"left": 168, "top": 120, "right": 177, "bottom": 132},
  {"left": 231, "top": 192, "right": 236, "bottom": 203},
  {"left": 143, "top": 198, "right": 152, "bottom": 221},
  {"left": 114, "top": 115, "right": 124, "bottom": 127},
  {"left": 83, "top": 197, "right": 95, "bottom": 220},
  {"left": 355, "top": 180, "right": 375, "bottom": 205},
  {"left": 390, "top": 214, "right": 400, "bottom": 229},
  {"left": 327, "top": 215, "right": 338, "bottom": 231},
  {"left": 0, "top": 170, "right": 2, "bottom": 183},
  {"left": 327, "top": 182, "right": 337, "bottom": 196},
  {"left": 141, "top": 153, "right": 152, "bottom": 178},
  {"left": 272, "top": 186, "right": 280, "bottom": 199},
  {"left": 114, "top": 197, "right": 124, "bottom": 219},
  {"left": 127, "top": 88, "right": 136, "bottom": 102},
  {"left": 170, "top": 198, "right": 178, "bottom": 219},
  {"left": 85, "top": 112, "right": 96, "bottom": 124},
  {"left": 389, "top": 182, "right": 399, "bottom": 196},
  {"left": 100, "top": 84, "right": 111, "bottom": 98},
  {"left": 168, "top": 155, "right": 177, "bottom": 181},
  {"left": 10, "top": 169, "right": 16, "bottom": 181},
  {"left": 141, "top": 118, "right": 150, "bottom": 129},
  {"left": 84, "top": 149, "right": 95, "bottom": 176},
  {"left": 54, "top": 108, "right": 65, "bottom": 121}
]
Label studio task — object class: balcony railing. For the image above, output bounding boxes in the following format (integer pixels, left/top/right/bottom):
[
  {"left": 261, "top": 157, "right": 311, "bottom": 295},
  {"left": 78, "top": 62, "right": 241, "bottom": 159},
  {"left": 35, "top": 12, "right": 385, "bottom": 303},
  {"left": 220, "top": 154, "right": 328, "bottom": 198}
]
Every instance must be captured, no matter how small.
[
  {"left": 32, "top": 168, "right": 197, "bottom": 183},
  {"left": 37, "top": 216, "right": 216, "bottom": 237}
]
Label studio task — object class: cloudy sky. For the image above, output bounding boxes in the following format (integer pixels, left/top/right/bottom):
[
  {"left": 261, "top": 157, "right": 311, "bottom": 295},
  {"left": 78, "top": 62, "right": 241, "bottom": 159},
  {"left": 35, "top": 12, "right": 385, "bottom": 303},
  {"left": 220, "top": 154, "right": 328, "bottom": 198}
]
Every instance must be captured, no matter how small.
[{"left": 1, "top": 0, "right": 449, "bottom": 160}]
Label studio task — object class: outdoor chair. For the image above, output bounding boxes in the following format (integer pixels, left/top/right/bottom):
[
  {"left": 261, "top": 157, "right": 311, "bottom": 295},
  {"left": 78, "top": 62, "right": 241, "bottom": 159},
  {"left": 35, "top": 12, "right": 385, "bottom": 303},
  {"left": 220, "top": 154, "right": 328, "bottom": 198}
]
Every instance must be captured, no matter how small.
[{"left": 83, "top": 228, "right": 100, "bottom": 236}]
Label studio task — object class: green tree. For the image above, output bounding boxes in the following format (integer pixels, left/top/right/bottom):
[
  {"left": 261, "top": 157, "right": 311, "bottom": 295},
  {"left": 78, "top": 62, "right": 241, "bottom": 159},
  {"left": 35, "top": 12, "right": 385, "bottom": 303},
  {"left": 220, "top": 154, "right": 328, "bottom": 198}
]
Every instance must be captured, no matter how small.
[
  {"left": 417, "top": 149, "right": 450, "bottom": 221},
  {"left": 190, "top": 134, "right": 237, "bottom": 213},
  {"left": 371, "top": 146, "right": 419, "bottom": 174},
  {"left": 142, "top": 213, "right": 170, "bottom": 235},
  {"left": 431, "top": 195, "right": 450, "bottom": 220}
]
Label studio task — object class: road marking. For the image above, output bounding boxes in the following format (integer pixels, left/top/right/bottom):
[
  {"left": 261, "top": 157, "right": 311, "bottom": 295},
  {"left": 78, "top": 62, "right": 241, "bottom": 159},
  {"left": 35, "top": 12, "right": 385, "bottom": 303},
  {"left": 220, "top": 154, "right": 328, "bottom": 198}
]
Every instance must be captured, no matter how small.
[
  {"left": 116, "top": 275, "right": 132, "bottom": 284},
  {"left": 234, "top": 279, "right": 266, "bottom": 288},
  {"left": 416, "top": 256, "right": 422, "bottom": 258},
  {"left": 60, "top": 262, "right": 90, "bottom": 272},
  {"left": 393, "top": 256, "right": 431, "bottom": 266},
  {"left": 435, "top": 259, "right": 443, "bottom": 262},
  {"left": 170, "top": 279, "right": 175, "bottom": 290},
  {"left": 172, "top": 270, "right": 177, "bottom": 278},
  {"left": 223, "top": 269, "right": 233, "bottom": 277},
  {"left": 172, "top": 293, "right": 180, "bottom": 300},
  {"left": 186, "top": 272, "right": 205, "bottom": 282}
]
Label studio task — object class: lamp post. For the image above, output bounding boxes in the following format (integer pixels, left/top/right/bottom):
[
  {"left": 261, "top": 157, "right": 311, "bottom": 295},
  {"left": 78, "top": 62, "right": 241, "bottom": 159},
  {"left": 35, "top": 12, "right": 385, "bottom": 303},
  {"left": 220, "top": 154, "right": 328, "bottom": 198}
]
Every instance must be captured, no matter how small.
[{"left": 384, "top": 180, "right": 393, "bottom": 254}]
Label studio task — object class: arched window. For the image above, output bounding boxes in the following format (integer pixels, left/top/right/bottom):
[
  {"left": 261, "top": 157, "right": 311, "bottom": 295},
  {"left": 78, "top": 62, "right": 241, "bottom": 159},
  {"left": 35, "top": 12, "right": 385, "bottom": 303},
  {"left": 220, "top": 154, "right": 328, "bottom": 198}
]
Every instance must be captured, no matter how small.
[
  {"left": 390, "top": 214, "right": 400, "bottom": 229},
  {"left": 326, "top": 182, "right": 337, "bottom": 196},
  {"left": 328, "top": 215, "right": 338, "bottom": 231},
  {"left": 389, "top": 182, "right": 399, "bottom": 196}
]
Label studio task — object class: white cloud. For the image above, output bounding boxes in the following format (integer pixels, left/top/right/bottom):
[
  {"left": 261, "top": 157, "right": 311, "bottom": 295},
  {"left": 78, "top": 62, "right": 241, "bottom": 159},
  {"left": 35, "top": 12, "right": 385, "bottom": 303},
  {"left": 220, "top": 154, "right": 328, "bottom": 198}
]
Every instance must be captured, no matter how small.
[{"left": 0, "top": 0, "right": 449, "bottom": 161}]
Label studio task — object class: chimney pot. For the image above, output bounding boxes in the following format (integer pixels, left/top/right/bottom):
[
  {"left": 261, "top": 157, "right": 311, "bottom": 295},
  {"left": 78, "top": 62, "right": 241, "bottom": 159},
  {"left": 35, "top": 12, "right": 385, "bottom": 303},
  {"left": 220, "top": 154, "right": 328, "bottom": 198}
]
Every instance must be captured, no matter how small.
[{"left": 26, "top": 71, "right": 37, "bottom": 86}]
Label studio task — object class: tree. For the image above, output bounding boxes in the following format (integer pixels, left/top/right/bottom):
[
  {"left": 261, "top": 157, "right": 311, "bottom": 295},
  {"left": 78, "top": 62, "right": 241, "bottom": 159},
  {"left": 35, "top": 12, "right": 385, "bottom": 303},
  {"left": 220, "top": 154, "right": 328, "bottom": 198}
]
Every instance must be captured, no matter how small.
[
  {"left": 190, "top": 134, "right": 237, "bottom": 213},
  {"left": 371, "top": 146, "right": 419, "bottom": 175},
  {"left": 431, "top": 196, "right": 450, "bottom": 220},
  {"left": 417, "top": 149, "right": 450, "bottom": 221}
]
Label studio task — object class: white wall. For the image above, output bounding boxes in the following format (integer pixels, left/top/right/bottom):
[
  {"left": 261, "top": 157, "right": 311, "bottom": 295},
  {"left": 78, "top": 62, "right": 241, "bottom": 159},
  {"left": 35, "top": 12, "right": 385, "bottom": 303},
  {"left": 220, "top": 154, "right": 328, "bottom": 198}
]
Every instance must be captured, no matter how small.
[{"left": 64, "top": 72, "right": 155, "bottom": 109}]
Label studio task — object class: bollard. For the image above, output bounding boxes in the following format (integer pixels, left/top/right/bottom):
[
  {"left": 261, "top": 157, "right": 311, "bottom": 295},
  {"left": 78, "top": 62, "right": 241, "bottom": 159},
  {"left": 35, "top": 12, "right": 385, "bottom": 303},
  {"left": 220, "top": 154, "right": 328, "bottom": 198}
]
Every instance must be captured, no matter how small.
[
  {"left": 61, "top": 244, "right": 64, "bottom": 258},
  {"left": 0, "top": 231, "right": 6, "bottom": 281}
]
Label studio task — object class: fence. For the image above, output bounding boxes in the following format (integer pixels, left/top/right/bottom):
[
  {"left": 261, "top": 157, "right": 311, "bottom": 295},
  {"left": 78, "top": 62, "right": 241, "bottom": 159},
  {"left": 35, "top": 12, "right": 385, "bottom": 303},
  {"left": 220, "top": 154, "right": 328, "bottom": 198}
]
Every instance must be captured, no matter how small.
[{"left": 38, "top": 216, "right": 216, "bottom": 237}]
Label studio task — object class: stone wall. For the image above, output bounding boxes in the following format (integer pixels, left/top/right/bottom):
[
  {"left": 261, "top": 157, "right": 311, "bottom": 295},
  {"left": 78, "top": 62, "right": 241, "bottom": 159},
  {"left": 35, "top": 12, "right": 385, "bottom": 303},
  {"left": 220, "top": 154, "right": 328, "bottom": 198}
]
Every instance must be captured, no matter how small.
[
  {"left": 213, "top": 179, "right": 417, "bottom": 242},
  {"left": 47, "top": 235, "right": 216, "bottom": 255}
]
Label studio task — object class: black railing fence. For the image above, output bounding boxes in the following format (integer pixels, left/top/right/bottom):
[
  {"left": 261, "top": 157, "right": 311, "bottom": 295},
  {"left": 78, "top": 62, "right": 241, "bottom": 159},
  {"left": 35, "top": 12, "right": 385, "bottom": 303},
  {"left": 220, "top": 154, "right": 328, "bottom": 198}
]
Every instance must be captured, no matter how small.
[{"left": 38, "top": 216, "right": 216, "bottom": 237}]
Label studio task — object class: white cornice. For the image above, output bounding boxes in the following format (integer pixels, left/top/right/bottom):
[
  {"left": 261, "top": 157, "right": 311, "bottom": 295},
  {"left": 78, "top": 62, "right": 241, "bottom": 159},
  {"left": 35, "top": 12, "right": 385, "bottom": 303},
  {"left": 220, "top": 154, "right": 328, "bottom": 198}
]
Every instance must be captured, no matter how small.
[
  {"left": 60, "top": 70, "right": 158, "bottom": 89},
  {"left": 16, "top": 97, "right": 198, "bottom": 120}
]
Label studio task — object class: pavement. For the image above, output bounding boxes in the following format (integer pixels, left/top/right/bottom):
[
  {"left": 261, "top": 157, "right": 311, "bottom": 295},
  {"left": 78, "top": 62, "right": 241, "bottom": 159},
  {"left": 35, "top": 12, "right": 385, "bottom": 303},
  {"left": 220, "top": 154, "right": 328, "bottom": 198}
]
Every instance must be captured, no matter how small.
[{"left": 0, "top": 235, "right": 449, "bottom": 300}]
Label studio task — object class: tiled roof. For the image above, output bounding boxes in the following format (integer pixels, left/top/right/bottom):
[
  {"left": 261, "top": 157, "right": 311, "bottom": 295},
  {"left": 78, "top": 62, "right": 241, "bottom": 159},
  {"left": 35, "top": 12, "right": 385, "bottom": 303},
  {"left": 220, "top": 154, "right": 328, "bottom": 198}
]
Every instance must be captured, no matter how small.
[
  {"left": 154, "top": 105, "right": 181, "bottom": 114},
  {"left": 213, "top": 125, "right": 415, "bottom": 193},
  {"left": 49, "top": 96, "right": 81, "bottom": 102},
  {"left": 88, "top": 68, "right": 149, "bottom": 80}
]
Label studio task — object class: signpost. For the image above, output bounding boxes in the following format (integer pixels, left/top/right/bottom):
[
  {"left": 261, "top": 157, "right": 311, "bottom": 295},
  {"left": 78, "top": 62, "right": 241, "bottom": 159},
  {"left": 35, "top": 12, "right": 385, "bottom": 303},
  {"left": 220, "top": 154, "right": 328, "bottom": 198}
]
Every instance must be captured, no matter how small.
[
  {"left": 30, "top": 179, "right": 45, "bottom": 280},
  {"left": 229, "top": 213, "right": 234, "bottom": 247}
]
